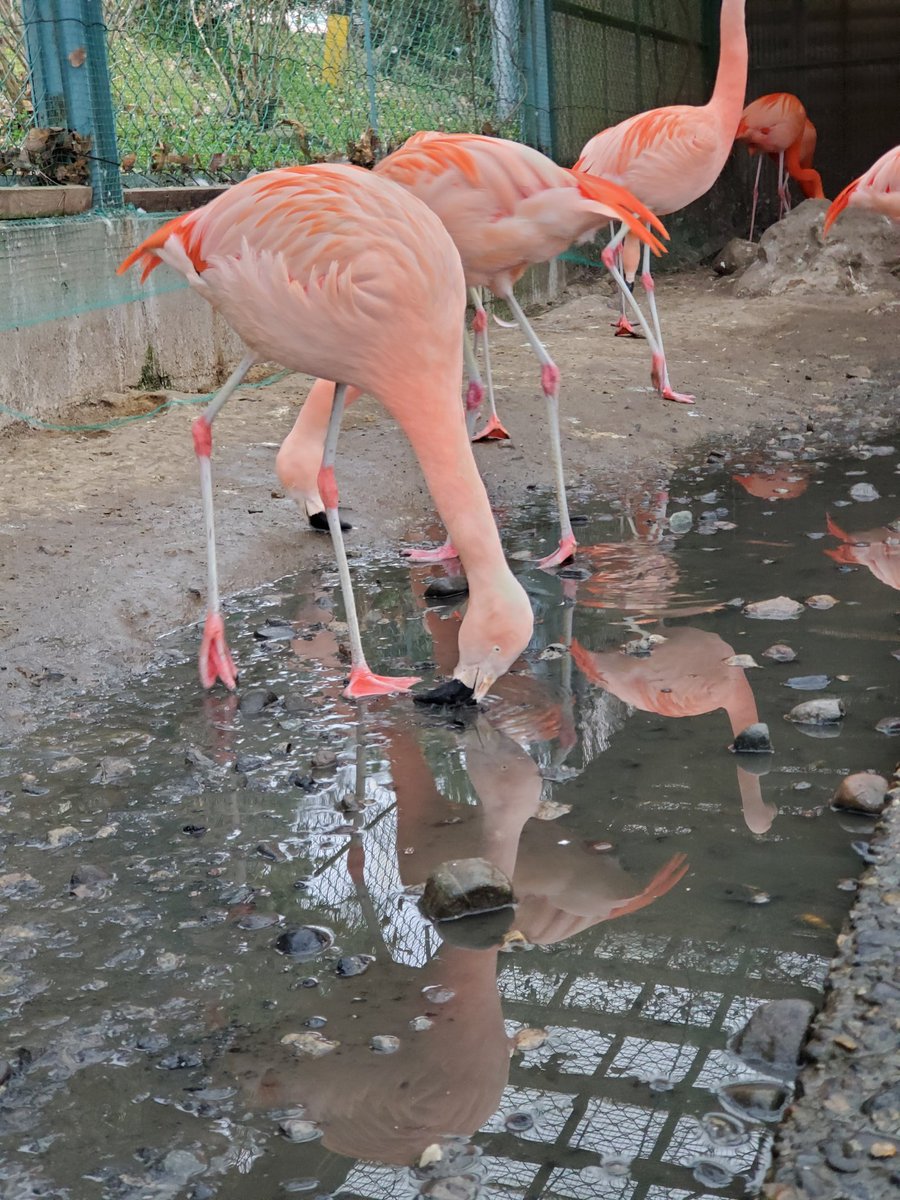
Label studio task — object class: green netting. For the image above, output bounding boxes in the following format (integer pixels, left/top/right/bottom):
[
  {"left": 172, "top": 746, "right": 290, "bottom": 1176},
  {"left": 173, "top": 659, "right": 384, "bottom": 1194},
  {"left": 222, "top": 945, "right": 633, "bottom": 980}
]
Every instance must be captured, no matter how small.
[{"left": 105, "top": 1, "right": 524, "bottom": 182}]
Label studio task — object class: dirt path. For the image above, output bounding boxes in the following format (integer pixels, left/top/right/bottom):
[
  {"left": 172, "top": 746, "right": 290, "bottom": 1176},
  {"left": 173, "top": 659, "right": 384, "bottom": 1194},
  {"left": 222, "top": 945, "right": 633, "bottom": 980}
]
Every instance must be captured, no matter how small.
[{"left": 1, "top": 270, "right": 896, "bottom": 734}]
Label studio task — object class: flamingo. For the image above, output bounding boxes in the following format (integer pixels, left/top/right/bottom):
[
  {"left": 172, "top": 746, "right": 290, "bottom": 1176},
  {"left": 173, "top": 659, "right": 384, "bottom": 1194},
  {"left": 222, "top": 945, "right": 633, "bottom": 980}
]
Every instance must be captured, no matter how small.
[
  {"left": 575, "top": 0, "right": 748, "bottom": 404},
  {"left": 736, "top": 95, "right": 825, "bottom": 239},
  {"left": 571, "top": 627, "right": 777, "bottom": 834},
  {"left": 118, "top": 164, "right": 534, "bottom": 703},
  {"left": 275, "top": 132, "right": 668, "bottom": 571},
  {"left": 824, "top": 513, "right": 900, "bottom": 592},
  {"left": 825, "top": 146, "right": 900, "bottom": 233}
]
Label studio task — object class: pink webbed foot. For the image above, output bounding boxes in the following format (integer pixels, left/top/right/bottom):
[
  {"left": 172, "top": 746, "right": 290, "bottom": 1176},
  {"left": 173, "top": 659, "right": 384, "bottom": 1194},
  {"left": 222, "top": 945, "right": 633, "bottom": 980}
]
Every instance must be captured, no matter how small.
[
  {"left": 472, "top": 414, "right": 511, "bottom": 442},
  {"left": 613, "top": 315, "right": 641, "bottom": 338},
  {"left": 344, "top": 664, "right": 421, "bottom": 699},
  {"left": 536, "top": 533, "right": 578, "bottom": 571},
  {"left": 661, "top": 386, "right": 696, "bottom": 406},
  {"left": 400, "top": 542, "right": 460, "bottom": 564},
  {"left": 198, "top": 613, "right": 237, "bottom": 691}
]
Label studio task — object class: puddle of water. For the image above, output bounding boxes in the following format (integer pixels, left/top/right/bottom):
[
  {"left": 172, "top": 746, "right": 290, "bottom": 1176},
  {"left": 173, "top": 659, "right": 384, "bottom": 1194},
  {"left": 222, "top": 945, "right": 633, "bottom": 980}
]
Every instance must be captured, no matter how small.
[{"left": 1, "top": 437, "right": 899, "bottom": 1200}]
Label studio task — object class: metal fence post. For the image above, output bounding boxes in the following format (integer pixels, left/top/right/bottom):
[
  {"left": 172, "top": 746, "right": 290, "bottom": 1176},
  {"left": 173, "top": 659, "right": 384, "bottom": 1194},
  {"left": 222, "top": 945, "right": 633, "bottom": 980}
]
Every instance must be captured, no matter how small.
[
  {"left": 521, "top": 0, "right": 554, "bottom": 157},
  {"left": 20, "top": 1, "right": 122, "bottom": 208},
  {"left": 356, "top": 0, "right": 379, "bottom": 136}
]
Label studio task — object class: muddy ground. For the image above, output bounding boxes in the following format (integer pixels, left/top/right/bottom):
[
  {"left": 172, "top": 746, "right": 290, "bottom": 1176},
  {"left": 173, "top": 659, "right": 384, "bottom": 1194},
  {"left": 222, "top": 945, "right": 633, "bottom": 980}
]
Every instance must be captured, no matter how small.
[{"left": 1, "top": 267, "right": 898, "bottom": 738}]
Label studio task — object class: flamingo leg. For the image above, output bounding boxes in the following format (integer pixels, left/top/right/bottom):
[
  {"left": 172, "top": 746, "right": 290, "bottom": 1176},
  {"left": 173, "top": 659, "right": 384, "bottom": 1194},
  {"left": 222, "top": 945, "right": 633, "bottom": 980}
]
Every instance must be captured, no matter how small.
[
  {"left": 749, "top": 154, "right": 763, "bottom": 241},
  {"left": 601, "top": 227, "right": 664, "bottom": 362},
  {"left": 612, "top": 225, "right": 641, "bottom": 338},
  {"left": 469, "top": 288, "right": 509, "bottom": 441},
  {"left": 639, "top": 233, "right": 695, "bottom": 406},
  {"left": 193, "top": 351, "right": 256, "bottom": 690},
  {"left": 777, "top": 151, "right": 790, "bottom": 220},
  {"left": 499, "top": 287, "right": 575, "bottom": 570},
  {"left": 319, "top": 384, "right": 421, "bottom": 698},
  {"left": 461, "top": 325, "right": 486, "bottom": 440}
]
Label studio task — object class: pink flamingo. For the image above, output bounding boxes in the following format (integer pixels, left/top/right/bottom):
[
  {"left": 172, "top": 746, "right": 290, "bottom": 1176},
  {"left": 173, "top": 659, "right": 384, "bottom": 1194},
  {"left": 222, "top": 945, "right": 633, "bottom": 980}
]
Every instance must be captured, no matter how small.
[
  {"left": 825, "top": 146, "right": 900, "bottom": 232},
  {"left": 571, "top": 627, "right": 777, "bottom": 834},
  {"left": 118, "top": 165, "right": 533, "bottom": 702},
  {"left": 575, "top": 0, "right": 748, "bottom": 404},
  {"left": 824, "top": 514, "right": 900, "bottom": 592},
  {"left": 736, "top": 95, "right": 825, "bottom": 239},
  {"left": 275, "top": 132, "right": 668, "bottom": 571}
]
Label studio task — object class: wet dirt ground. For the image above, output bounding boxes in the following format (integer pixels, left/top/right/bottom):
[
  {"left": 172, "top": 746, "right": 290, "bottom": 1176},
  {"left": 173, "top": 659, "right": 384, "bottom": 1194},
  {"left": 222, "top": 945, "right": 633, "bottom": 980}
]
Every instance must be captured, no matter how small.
[
  {"left": 1, "top": 269, "right": 899, "bottom": 1200},
  {"left": 1, "top": 270, "right": 898, "bottom": 736}
]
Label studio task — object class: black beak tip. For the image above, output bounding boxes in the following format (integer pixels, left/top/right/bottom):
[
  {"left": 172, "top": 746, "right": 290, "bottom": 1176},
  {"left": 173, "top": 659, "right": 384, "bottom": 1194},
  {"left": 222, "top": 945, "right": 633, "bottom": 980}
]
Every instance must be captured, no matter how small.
[
  {"left": 308, "top": 511, "right": 352, "bottom": 533},
  {"left": 414, "top": 678, "right": 477, "bottom": 707}
]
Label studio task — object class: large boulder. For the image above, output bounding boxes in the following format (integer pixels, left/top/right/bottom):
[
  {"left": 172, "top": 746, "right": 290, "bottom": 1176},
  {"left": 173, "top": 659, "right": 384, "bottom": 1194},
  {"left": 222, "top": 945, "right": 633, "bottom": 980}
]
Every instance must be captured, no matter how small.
[{"left": 734, "top": 200, "right": 900, "bottom": 299}]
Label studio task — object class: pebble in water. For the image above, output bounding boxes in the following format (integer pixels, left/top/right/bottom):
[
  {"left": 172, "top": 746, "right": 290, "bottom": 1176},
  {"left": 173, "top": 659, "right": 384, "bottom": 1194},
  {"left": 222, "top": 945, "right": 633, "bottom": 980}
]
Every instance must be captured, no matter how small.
[
  {"left": 720, "top": 1081, "right": 789, "bottom": 1122},
  {"left": 504, "top": 1111, "right": 534, "bottom": 1133},
  {"left": 281, "top": 1032, "right": 338, "bottom": 1058},
  {"left": 875, "top": 717, "right": 900, "bottom": 736},
  {"left": 279, "top": 1119, "right": 322, "bottom": 1143},
  {"left": 421, "top": 984, "right": 456, "bottom": 1005},
  {"left": 335, "top": 954, "right": 374, "bottom": 977},
  {"left": 274, "top": 926, "right": 334, "bottom": 960},
  {"left": 784, "top": 675, "right": 831, "bottom": 690},
  {"left": 832, "top": 774, "right": 890, "bottom": 815},
  {"left": 764, "top": 644, "right": 798, "bottom": 663},
  {"left": 701, "top": 1111, "right": 748, "bottom": 1148},
  {"left": 744, "top": 596, "right": 805, "bottom": 620},
  {"left": 668, "top": 511, "right": 693, "bottom": 534},
  {"left": 806, "top": 594, "right": 839, "bottom": 610},
  {"left": 850, "top": 482, "right": 880, "bottom": 502},
  {"left": 692, "top": 1158, "right": 735, "bottom": 1189},
  {"left": 786, "top": 698, "right": 846, "bottom": 725},
  {"left": 370, "top": 1035, "right": 400, "bottom": 1054},
  {"left": 730, "top": 723, "right": 774, "bottom": 754}
]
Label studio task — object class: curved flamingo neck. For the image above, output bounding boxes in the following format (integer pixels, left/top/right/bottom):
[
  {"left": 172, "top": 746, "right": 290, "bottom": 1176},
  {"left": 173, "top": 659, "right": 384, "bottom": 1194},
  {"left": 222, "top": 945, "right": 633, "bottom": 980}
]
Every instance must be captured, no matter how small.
[
  {"left": 785, "top": 140, "right": 825, "bottom": 199},
  {"left": 709, "top": 0, "right": 748, "bottom": 132}
]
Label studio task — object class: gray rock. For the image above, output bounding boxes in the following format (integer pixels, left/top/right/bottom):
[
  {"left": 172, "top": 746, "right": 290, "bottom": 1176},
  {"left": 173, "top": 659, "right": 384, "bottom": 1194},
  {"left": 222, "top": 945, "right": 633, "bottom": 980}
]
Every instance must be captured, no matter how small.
[
  {"left": 735, "top": 998, "right": 815, "bottom": 1072},
  {"left": 370, "top": 1035, "right": 400, "bottom": 1054},
  {"left": 785, "top": 675, "right": 831, "bottom": 691},
  {"left": 850, "top": 482, "right": 880, "bottom": 503},
  {"left": 720, "top": 1081, "right": 789, "bottom": 1121},
  {"left": 744, "top": 596, "right": 805, "bottom": 620},
  {"left": 279, "top": 1119, "right": 322, "bottom": 1143},
  {"left": 875, "top": 716, "right": 900, "bottom": 736},
  {"left": 335, "top": 954, "right": 374, "bottom": 977},
  {"left": 239, "top": 688, "right": 281, "bottom": 716},
  {"left": 421, "top": 858, "right": 515, "bottom": 921},
  {"left": 714, "top": 237, "right": 760, "bottom": 277},
  {"left": 764, "top": 644, "right": 798, "bottom": 663},
  {"left": 787, "top": 698, "right": 846, "bottom": 725},
  {"left": 91, "top": 756, "right": 135, "bottom": 785},
  {"left": 832, "top": 773, "right": 890, "bottom": 815},
  {"left": 274, "top": 926, "right": 334, "bottom": 960},
  {"left": 69, "top": 864, "right": 112, "bottom": 896},
  {"left": 730, "top": 723, "right": 774, "bottom": 754}
]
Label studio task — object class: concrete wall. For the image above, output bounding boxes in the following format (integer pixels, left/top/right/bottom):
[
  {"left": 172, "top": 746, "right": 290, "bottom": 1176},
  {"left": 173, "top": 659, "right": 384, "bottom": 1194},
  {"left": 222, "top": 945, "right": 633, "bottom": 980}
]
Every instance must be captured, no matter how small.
[
  {"left": 0, "top": 212, "right": 244, "bottom": 427},
  {"left": 0, "top": 212, "right": 572, "bottom": 428}
]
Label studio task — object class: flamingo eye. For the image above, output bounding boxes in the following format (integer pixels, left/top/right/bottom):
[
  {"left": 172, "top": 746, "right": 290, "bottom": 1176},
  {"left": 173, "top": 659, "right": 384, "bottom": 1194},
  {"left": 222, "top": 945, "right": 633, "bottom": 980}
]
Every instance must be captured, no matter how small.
[{"left": 493, "top": 645, "right": 501, "bottom": 654}]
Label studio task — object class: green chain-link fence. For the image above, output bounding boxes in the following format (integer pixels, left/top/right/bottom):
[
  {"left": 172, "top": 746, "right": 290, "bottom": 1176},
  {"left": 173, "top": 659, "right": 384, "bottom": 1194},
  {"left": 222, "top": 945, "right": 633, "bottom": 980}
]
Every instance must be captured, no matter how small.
[
  {"left": 106, "top": 1, "right": 523, "bottom": 183},
  {"left": 2, "top": 1, "right": 721, "bottom": 204}
]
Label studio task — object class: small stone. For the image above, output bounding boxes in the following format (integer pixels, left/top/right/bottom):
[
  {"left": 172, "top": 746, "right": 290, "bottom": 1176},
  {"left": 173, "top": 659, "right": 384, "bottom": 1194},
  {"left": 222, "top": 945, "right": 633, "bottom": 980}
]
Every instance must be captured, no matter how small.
[
  {"left": 724, "top": 654, "right": 759, "bottom": 668},
  {"left": 253, "top": 618, "right": 294, "bottom": 641},
  {"left": 786, "top": 698, "right": 845, "bottom": 725},
  {"left": 764, "top": 644, "right": 798, "bottom": 663},
  {"left": 409, "top": 1016, "right": 434, "bottom": 1032},
  {"left": 730, "top": 722, "right": 774, "bottom": 754},
  {"left": 312, "top": 748, "right": 337, "bottom": 769},
  {"left": 850, "top": 482, "right": 879, "bottom": 502},
  {"left": 668, "top": 511, "right": 693, "bottom": 534},
  {"left": 335, "top": 954, "right": 373, "bottom": 977},
  {"left": 870, "top": 1143, "right": 897, "bottom": 1159},
  {"left": 46, "top": 825, "right": 80, "bottom": 848},
  {"left": 234, "top": 754, "right": 266, "bottom": 773},
  {"left": 832, "top": 773, "right": 889, "bottom": 815},
  {"left": 237, "top": 912, "right": 279, "bottom": 930},
  {"left": 513, "top": 1027, "right": 548, "bottom": 1053},
  {"left": 274, "top": 926, "right": 334, "bottom": 960},
  {"left": 744, "top": 597, "right": 804, "bottom": 620},
  {"left": 423, "top": 577, "right": 469, "bottom": 600},
  {"left": 158, "top": 1050, "right": 204, "bottom": 1070},
  {"left": 280, "top": 1032, "right": 338, "bottom": 1058},
  {"left": 833, "top": 1034, "right": 858, "bottom": 1051},
  {"left": 785, "top": 675, "right": 831, "bottom": 691},
  {"left": 256, "top": 842, "right": 286, "bottom": 862},
  {"left": 279, "top": 1119, "right": 322, "bottom": 1143},
  {"left": 419, "top": 1144, "right": 443, "bottom": 1169},
  {"left": 714, "top": 237, "right": 759, "bottom": 276},
  {"left": 538, "top": 643, "right": 567, "bottom": 661},
  {"left": 505, "top": 1111, "right": 535, "bottom": 1132},
  {"left": 876, "top": 717, "right": 900, "bottom": 736},
  {"left": 69, "top": 865, "right": 111, "bottom": 895},
  {"left": 534, "top": 799, "right": 571, "bottom": 820},
  {"left": 805, "top": 595, "right": 838, "bottom": 610},
  {"left": 734, "top": 998, "right": 815, "bottom": 1071},
  {"left": 370, "top": 1035, "right": 400, "bottom": 1054},
  {"left": 50, "top": 755, "right": 86, "bottom": 773},
  {"left": 421, "top": 858, "right": 514, "bottom": 921},
  {"left": 91, "top": 756, "right": 135, "bottom": 785},
  {"left": 421, "top": 984, "right": 455, "bottom": 1004},
  {"left": 720, "top": 1081, "right": 789, "bottom": 1121},
  {"left": 239, "top": 688, "right": 281, "bottom": 716},
  {"left": 823, "top": 1142, "right": 860, "bottom": 1173}
]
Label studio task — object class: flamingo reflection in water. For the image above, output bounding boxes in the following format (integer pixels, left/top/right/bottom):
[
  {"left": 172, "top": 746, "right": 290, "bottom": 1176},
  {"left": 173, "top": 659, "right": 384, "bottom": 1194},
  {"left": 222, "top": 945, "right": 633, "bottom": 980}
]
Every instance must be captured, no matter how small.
[
  {"left": 571, "top": 627, "right": 777, "bottom": 835},
  {"left": 225, "top": 717, "right": 686, "bottom": 1167},
  {"left": 825, "top": 513, "right": 900, "bottom": 592}
]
